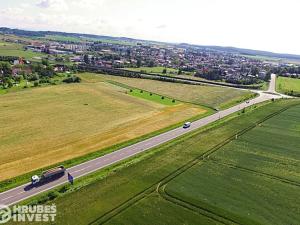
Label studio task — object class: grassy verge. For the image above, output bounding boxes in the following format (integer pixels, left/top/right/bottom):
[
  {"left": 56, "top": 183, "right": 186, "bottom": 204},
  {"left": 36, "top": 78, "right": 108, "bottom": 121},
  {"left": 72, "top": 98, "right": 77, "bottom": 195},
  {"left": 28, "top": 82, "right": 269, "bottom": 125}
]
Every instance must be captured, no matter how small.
[
  {"left": 7, "top": 99, "right": 299, "bottom": 225},
  {"left": 219, "top": 92, "right": 258, "bottom": 109}
]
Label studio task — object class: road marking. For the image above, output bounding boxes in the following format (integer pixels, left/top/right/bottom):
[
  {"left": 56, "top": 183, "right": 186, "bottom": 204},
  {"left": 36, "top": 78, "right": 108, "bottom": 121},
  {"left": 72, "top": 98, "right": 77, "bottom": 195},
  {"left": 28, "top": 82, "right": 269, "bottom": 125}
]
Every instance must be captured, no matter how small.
[
  {"left": 71, "top": 166, "right": 91, "bottom": 173},
  {"left": 2, "top": 191, "right": 25, "bottom": 201}
]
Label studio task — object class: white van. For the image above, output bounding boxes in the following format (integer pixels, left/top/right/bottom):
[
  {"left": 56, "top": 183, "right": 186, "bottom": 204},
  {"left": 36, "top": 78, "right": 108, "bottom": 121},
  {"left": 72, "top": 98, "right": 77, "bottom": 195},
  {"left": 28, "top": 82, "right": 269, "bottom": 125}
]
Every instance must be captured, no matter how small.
[{"left": 183, "top": 122, "right": 191, "bottom": 128}]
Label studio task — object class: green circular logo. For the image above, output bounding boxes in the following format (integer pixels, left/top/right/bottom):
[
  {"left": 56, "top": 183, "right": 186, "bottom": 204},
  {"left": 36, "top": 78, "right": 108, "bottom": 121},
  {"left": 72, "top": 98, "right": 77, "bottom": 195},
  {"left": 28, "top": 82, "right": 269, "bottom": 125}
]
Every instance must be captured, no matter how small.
[{"left": 0, "top": 205, "right": 11, "bottom": 224}]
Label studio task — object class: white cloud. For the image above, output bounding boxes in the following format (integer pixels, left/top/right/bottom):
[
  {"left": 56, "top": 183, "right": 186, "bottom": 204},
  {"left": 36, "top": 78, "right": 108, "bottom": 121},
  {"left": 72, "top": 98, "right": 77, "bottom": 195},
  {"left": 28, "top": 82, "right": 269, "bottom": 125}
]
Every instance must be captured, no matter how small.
[
  {"left": 1, "top": 0, "right": 300, "bottom": 54},
  {"left": 36, "top": 0, "right": 50, "bottom": 8},
  {"left": 36, "top": 0, "right": 68, "bottom": 11}
]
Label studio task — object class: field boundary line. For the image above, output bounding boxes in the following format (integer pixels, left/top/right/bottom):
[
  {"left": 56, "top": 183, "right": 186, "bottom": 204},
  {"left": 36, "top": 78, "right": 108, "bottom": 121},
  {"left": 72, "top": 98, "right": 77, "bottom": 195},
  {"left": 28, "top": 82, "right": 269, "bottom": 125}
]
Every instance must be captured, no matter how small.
[
  {"left": 159, "top": 185, "right": 242, "bottom": 225},
  {"left": 210, "top": 159, "right": 300, "bottom": 187}
]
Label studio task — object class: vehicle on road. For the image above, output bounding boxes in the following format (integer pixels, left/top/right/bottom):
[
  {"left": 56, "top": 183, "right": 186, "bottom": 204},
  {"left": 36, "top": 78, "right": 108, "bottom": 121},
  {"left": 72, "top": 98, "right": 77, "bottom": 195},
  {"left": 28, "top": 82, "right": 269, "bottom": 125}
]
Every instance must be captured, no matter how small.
[
  {"left": 246, "top": 100, "right": 250, "bottom": 103},
  {"left": 31, "top": 166, "right": 66, "bottom": 185},
  {"left": 183, "top": 122, "right": 191, "bottom": 128}
]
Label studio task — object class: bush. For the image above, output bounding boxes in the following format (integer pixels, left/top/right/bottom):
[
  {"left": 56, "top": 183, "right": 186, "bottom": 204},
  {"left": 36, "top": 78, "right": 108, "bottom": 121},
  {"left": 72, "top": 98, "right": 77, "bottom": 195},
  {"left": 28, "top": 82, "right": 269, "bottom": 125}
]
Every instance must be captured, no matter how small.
[
  {"left": 140, "top": 90, "right": 143, "bottom": 93},
  {"left": 63, "top": 76, "right": 81, "bottom": 83},
  {"left": 37, "top": 195, "right": 49, "bottom": 204},
  {"left": 34, "top": 81, "right": 39, "bottom": 87},
  {"left": 161, "top": 96, "right": 165, "bottom": 100},
  {"left": 58, "top": 185, "right": 70, "bottom": 194},
  {"left": 47, "top": 191, "right": 59, "bottom": 200},
  {"left": 172, "top": 99, "right": 176, "bottom": 103},
  {"left": 150, "top": 93, "right": 153, "bottom": 96},
  {"left": 130, "top": 89, "right": 133, "bottom": 92}
]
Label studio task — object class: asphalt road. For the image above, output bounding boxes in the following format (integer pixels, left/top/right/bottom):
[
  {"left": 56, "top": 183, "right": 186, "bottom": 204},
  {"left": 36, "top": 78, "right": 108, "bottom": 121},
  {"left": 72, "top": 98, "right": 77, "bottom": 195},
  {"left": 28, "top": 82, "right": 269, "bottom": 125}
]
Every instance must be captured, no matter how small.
[
  {"left": 269, "top": 74, "right": 277, "bottom": 93},
  {"left": 0, "top": 75, "right": 284, "bottom": 206}
]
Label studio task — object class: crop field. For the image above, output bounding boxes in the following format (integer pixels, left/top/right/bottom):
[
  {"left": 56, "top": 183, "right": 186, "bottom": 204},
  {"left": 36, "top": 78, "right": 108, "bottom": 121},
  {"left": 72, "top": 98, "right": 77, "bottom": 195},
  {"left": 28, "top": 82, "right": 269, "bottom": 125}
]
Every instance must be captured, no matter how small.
[
  {"left": 212, "top": 104, "right": 300, "bottom": 182},
  {"left": 161, "top": 103, "right": 300, "bottom": 225},
  {"left": 78, "top": 73, "right": 255, "bottom": 109},
  {"left": 21, "top": 99, "right": 300, "bottom": 225},
  {"left": 0, "top": 82, "right": 205, "bottom": 181},
  {"left": 0, "top": 41, "right": 45, "bottom": 60},
  {"left": 276, "top": 76, "right": 300, "bottom": 95}
]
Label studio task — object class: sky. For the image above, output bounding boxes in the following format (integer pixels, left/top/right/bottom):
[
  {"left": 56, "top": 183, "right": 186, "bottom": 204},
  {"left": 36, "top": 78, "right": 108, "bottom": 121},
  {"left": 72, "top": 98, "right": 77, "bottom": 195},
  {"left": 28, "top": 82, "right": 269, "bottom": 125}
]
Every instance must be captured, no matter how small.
[{"left": 0, "top": 0, "right": 300, "bottom": 54}]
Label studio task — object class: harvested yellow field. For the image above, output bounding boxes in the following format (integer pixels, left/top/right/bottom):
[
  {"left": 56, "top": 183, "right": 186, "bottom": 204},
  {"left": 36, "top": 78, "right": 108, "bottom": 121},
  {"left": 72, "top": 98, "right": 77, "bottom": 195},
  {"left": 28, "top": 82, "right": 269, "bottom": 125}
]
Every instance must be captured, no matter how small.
[{"left": 0, "top": 82, "right": 205, "bottom": 180}]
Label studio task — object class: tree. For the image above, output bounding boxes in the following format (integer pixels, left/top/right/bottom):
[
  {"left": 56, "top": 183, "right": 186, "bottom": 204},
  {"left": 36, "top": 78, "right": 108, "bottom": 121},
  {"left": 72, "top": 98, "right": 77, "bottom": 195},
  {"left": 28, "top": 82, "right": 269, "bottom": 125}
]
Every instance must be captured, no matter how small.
[
  {"left": 63, "top": 76, "right": 81, "bottom": 83},
  {"left": 162, "top": 68, "right": 167, "bottom": 74},
  {"left": 148, "top": 60, "right": 155, "bottom": 67},
  {"left": 137, "top": 59, "right": 141, "bottom": 68},
  {"left": 84, "top": 55, "right": 89, "bottom": 64},
  {"left": 0, "top": 61, "right": 12, "bottom": 76},
  {"left": 42, "top": 59, "right": 49, "bottom": 66}
]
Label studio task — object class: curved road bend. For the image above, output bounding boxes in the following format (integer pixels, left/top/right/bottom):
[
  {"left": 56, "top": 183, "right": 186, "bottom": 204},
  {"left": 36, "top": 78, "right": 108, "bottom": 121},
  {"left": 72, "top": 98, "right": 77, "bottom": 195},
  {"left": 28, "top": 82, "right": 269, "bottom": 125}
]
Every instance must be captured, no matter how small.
[{"left": 0, "top": 75, "right": 283, "bottom": 206}]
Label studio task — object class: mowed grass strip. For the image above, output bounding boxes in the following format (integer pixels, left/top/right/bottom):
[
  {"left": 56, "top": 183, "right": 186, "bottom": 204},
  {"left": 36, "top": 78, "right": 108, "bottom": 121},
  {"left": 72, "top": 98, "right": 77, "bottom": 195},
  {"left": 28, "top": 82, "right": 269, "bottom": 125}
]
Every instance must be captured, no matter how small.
[
  {"left": 18, "top": 99, "right": 299, "bottom": 225},
  {"left": 128, "top": 89, "right": 178, "bottom": 106},
  {"left": 78, "top": 73, "right": 255, "bottom": 109},
  {"left": 0, "top": 82, "right": 205, "bottom": 181}
]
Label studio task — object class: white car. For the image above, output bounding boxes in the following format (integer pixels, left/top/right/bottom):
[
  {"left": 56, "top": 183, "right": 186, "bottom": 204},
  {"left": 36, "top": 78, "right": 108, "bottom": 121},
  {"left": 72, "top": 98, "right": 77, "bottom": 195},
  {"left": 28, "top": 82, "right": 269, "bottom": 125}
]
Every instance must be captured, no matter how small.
[{"left": 183, "top": 122, "right": 191, "bottom": 128}]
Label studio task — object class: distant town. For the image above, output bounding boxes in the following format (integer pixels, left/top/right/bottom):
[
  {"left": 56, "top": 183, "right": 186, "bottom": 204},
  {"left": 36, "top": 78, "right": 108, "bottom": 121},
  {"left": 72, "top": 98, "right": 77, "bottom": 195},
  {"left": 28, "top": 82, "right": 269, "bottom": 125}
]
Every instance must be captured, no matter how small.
[{"left": 1, "top": 27, "right": 300, "bottom": 92}]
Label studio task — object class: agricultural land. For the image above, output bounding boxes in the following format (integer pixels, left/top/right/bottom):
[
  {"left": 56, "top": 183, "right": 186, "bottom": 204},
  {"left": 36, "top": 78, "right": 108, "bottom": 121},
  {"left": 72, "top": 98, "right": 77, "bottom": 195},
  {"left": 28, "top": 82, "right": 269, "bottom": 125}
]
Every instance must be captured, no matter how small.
[
  {"left": 12, "top": 99, "right": 300, "bottom": 225},
  {"left": 0, "top": 81, "right": 206, "bottom": 181},
  {"left": 78, "top": 73, "right": 256, "bottom": 109},
  {"left": 276, "top": 76, "right": 300, "bottom": 96}
]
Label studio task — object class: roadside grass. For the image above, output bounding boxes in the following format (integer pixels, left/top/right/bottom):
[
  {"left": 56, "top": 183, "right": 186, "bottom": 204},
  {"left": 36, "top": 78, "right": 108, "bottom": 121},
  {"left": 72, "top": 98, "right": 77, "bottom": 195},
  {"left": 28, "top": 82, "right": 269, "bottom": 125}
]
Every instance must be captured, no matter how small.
[
  {"left": 276, "top": 76, "right": 300, "bottom": 96},
  {"left": 78, "top": 72, "right": 256, "bottom": 109},
  {"left": 0, "top": 81, "right": 206, "bottom": 182},
  {"left": 10, "top": 99, "right": 299, "bottom": 225},
  {"left": 219, "top": 92, "right": 258, "bottom": 109}
]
